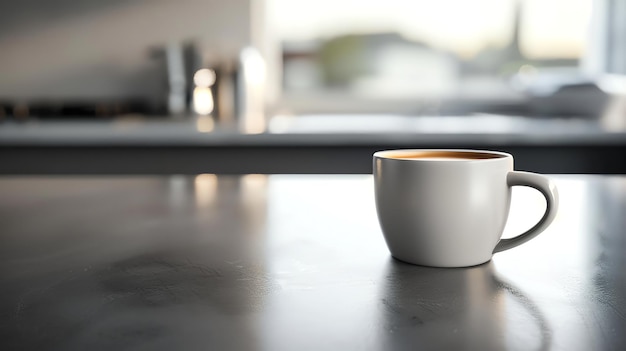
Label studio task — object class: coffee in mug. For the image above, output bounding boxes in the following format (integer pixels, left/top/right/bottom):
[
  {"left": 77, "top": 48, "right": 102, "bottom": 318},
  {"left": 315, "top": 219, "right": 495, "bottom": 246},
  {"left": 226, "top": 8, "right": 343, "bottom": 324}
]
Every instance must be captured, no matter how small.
[{"left": 373, "top": 149, "right": 558, "bottom": 267}]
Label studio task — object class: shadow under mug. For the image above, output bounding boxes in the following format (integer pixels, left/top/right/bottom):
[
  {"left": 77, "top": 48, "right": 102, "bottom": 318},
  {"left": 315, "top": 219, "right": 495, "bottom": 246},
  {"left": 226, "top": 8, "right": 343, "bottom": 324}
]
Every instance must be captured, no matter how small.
[{"left": 374, "top": 149, "right": 559, "bottom": 267}]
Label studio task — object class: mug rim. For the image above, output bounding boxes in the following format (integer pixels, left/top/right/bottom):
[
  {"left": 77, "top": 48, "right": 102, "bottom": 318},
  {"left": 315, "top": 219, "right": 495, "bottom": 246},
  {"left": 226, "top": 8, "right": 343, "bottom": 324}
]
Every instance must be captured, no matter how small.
[{"left": 373, "top": 149, "right": 512, "bottom": 162}]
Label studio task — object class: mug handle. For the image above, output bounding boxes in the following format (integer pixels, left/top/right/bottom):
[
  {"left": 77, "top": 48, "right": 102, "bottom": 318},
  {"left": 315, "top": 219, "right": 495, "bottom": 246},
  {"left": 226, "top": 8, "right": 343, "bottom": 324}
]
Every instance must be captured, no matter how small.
[{"left": 493, "top": 171, "right": 559, "bottom": 253}]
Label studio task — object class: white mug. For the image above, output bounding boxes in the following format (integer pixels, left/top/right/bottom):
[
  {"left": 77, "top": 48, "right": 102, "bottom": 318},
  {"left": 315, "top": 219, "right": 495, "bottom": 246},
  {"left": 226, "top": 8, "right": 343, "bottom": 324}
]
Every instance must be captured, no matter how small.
[{"left": 373, "top": 149, "right": 558, "bottom": 267}]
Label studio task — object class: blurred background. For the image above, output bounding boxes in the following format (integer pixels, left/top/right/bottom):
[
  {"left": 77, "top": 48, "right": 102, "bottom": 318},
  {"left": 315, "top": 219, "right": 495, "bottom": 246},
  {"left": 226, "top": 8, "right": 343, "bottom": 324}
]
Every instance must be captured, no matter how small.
[{"left": 1, "top": 0, "right": 625, "bottom": 173}]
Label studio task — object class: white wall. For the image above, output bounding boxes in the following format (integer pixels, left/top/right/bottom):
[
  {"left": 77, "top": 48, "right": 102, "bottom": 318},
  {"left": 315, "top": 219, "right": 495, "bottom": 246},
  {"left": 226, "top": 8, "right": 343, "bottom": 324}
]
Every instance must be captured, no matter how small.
[{"left": 0, "top": 0, "right": 252, "bottom": 100}]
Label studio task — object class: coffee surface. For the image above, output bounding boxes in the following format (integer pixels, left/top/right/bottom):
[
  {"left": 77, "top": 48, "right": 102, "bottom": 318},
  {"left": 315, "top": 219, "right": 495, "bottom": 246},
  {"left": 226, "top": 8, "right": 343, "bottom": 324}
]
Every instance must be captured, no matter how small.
[{"left": 385, "top": 151, "right": 503, "bottom": 160}]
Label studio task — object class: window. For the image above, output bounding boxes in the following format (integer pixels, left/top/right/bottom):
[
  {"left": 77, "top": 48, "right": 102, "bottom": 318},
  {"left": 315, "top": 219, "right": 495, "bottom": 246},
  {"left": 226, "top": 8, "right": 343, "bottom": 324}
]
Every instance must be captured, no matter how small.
[{"left": 265, "top": 0, "right": 596, "bottom": 117}]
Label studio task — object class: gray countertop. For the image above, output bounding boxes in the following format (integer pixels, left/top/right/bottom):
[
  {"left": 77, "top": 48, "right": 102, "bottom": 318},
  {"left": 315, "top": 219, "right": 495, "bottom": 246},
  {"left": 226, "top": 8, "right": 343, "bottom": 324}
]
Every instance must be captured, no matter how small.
[
  {"left": 2, "top": 115, "right": 626, "bottom": 174},
  {"left": 1, "top": 115, "right": 624, "bottom": 147},
  {"left": 1, "top": 174, "right": 625, "bottom": 350}
]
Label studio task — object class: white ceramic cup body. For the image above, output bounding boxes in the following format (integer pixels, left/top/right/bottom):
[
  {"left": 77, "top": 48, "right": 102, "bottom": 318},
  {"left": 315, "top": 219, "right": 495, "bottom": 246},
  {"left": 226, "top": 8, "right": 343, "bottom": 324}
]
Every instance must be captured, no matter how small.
[{"left": 374, "top": 149, "right": 558, "bottom": 267}]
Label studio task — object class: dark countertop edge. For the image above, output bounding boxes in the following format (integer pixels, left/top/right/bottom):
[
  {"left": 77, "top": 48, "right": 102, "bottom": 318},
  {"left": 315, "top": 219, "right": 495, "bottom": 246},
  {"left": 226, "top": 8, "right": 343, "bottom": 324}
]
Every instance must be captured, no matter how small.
[{"left": 1, "top": 132, "right": 625, "bottom": 147}]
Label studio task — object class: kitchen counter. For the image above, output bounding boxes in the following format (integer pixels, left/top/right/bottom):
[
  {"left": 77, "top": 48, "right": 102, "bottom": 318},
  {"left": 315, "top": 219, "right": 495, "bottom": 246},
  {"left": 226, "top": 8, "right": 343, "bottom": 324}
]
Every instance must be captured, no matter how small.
[
  {"left": 1, "top": 174, "right": 625, "bottom": 350},
  {"left": 1, "top": 115, "right": 625, "bottom": 174}
]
